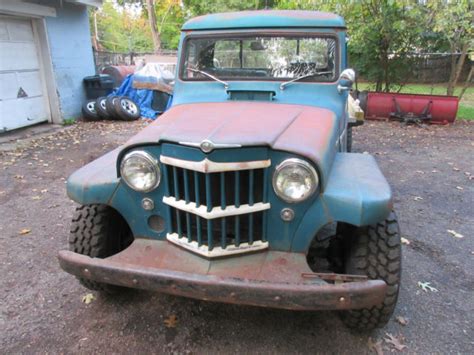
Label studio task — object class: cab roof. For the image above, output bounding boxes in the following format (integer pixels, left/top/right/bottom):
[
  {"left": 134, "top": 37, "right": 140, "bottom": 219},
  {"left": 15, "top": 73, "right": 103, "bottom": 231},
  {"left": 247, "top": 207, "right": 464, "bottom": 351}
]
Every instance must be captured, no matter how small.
[{"left": 182, "top": 10, "right": 346, "bottom": 31}]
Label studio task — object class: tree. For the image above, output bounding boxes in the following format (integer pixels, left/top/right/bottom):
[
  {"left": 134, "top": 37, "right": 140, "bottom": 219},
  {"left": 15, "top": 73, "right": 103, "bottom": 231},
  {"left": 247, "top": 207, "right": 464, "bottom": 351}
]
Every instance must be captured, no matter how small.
[
  {"left": 92, "top": 1, "right": 153, "bottom": 52},
  {"left": 145, "top": 0, "right": 161, "bottom": 52},
  {"left": 427, "top": 0, "right": 473, "bottom": 96},
  {"left": 182, "top": 0, "right": 276, "bottom": 16},
  {"left": 276, "top": 0, "right": 425, "bottom": 92}
]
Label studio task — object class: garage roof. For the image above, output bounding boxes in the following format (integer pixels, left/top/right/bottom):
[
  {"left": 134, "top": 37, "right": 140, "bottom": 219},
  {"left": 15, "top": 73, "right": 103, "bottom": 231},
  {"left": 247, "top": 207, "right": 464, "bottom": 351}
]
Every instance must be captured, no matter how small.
[
  {"left": 65, "top": 0, "right": 103, "bottom": 7},
  {"left": 182, "top": 10, "right": 346, "bottom": 31}
]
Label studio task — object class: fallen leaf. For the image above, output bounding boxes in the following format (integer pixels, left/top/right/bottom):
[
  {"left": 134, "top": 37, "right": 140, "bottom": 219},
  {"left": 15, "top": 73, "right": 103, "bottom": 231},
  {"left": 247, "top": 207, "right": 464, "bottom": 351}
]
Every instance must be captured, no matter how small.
[
  {"left": 401, "top": 237, "right": 410, "bottom": 245},
  {"left": 32, "top": 196, "right": 41, "bottom": 200},
  {"left": 164, "top": 315, "right": 178, "bottom": 328},
  {"left": 368, "top": 337, "right": 384, "bottom": 355},
  {"left": 418, "top": 281, "right": 438, "bottom": 292},
  {"left": 447, "top": 230, "right": 464, "bottom": 239},
  {"left": 413, "top": 196, "right": 423, "bottom": 201},
  {"left": 14, "top": 175, "right": 24, "bottom": 179},
  {"left": 19, "top": 228, "right": 31, "bottom": 235},
  {"left": 395, "top": 316, "right": 408, "bottom": 326},
  {"left": 384, "top": 333, "right": 407, "bottom": 351},
  {"left": 82, "top": 293, "right": 95, "bottom": 304}
]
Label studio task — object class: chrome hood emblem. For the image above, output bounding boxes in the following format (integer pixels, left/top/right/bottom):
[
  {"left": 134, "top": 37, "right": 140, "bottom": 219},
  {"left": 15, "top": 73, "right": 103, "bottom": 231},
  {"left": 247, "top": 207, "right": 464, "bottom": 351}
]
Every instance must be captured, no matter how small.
[
  {"left": 200, "top": 139, "right": 214, "bottom": 153},
  {"left": 179, "top": 139, "right": 241, "bottom": 153}
]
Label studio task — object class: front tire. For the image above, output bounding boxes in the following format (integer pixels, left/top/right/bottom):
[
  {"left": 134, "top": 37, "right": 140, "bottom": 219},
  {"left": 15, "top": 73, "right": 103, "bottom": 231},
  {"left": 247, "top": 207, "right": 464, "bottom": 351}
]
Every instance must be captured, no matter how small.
[
  {"left": 69, "top": 204, "right": 133, "bottom": 293},
  {"left": 340, "top": 212, "right": 401, "bottom": 330}
]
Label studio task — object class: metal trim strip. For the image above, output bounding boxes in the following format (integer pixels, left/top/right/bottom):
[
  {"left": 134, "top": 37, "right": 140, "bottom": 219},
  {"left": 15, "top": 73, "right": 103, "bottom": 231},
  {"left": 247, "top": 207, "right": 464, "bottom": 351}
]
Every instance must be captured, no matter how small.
[
  {"left": 166, "top": 233, "right": 269, "bottom": 258},
  {"left": 160, "top": 155, "right": 271, "bottom": 173},
  {"left": 163, "top": 196, "right": 270, "bottom": 219}
]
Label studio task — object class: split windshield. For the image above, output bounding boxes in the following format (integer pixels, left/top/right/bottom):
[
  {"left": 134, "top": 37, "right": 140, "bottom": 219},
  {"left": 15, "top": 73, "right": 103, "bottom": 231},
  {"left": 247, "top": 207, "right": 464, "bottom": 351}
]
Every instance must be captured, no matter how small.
[{"left": 181, "top": 35, "right": 337, "bottom": 82}]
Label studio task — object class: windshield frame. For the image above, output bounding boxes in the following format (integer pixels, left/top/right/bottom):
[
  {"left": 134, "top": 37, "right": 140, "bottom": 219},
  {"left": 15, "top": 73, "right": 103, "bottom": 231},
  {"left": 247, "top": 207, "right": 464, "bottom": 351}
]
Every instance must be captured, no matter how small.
[{"left": 179, "top": 31, "right": 340, "bottom": 84}]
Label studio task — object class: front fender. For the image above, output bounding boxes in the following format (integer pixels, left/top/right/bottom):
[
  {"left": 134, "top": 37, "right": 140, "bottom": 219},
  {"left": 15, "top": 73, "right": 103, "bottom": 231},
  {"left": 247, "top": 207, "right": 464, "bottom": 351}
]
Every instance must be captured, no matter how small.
[
  {"left": 66, "top": 148, "right": 121, "bottom": 205},
  {"left": 291, "top": 153, "right": 392, "bottom": 252}
]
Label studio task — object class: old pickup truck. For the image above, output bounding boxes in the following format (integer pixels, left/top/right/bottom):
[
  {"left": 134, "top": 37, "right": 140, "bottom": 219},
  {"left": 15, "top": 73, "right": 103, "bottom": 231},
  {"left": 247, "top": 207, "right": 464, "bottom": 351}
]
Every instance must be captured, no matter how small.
[{"left": 59, "top": 10, "right": 401, "bottom": 330}]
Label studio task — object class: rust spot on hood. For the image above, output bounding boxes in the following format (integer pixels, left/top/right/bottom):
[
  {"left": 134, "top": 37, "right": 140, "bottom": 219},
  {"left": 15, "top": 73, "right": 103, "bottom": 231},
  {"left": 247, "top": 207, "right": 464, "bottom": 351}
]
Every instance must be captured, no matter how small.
[{"left": 124, "top": 102, "right": 338, "bottom": 186}]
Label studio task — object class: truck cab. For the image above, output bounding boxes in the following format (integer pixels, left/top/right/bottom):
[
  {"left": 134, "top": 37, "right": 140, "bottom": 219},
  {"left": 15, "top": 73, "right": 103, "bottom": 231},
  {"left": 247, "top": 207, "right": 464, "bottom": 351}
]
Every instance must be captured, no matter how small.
[{"left": 59, "top": 11, "right": 401, "bottom": 331}]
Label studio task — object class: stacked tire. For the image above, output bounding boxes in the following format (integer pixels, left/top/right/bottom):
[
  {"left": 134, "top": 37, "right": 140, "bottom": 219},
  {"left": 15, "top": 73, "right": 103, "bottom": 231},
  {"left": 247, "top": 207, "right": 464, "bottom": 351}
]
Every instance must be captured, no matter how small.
[{"left": 82, "top": 96, "right": 141, "bottom": 121}]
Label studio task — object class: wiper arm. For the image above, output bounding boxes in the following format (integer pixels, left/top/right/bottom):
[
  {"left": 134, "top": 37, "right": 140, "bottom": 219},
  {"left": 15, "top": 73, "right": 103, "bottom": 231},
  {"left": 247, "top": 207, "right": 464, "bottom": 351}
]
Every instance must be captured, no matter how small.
[
  {"left": 280, "top": 71, "right": 333, "bottom": 90},
  {"left": 188, "top": 68, "right": 229, "bottom": 90}
]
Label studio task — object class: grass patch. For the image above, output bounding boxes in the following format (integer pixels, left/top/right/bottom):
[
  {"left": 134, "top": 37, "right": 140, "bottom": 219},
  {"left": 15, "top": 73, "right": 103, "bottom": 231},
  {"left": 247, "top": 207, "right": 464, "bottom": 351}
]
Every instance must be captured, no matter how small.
[
  {"left": 62, "top": 118, "right": 76, "bottom": 126},
  {"left": 357, "top": 83, "right": 474, "bottom": 120},
  {"left": 458, "top": 105, "right": 474, "bottom": 120}
]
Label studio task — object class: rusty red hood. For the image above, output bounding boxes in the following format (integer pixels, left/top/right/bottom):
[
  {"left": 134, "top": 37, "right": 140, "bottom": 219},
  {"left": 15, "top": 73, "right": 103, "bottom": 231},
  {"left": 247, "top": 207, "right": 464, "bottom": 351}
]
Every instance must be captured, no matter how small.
[{"left": 124, "top": 102, "right": 338, "bottom": 186}]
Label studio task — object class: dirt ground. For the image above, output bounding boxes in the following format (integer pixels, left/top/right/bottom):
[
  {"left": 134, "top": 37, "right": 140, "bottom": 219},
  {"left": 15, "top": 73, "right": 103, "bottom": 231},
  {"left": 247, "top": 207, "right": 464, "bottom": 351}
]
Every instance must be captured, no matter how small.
[{"left": 1, "top": 119, "right": 473, "bottom": 354}]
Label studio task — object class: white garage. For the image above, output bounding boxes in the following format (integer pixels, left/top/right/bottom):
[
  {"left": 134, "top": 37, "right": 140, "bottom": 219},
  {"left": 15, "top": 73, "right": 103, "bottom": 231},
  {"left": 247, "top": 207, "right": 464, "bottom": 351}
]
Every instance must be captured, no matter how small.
[
  {"left": 0, "top": 0, "right": 100, "bottom": 133},
  {"left": 0, "top": 16, "right": 50, "bottom": 132}
]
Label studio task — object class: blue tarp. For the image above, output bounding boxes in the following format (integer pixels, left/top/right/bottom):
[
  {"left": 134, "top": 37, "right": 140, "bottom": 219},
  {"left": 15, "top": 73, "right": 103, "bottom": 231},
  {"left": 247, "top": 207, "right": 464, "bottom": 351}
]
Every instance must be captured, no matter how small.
[{"left": 111, "top": 74, "right": 172, "bottom": 119}]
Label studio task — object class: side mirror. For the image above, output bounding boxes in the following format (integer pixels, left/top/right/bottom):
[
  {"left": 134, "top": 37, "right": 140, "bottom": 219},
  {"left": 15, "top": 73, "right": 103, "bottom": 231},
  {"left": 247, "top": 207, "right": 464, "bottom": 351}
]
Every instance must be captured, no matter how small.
[{"left": 337, "top": 68, "right": 355, "bottom": 94}]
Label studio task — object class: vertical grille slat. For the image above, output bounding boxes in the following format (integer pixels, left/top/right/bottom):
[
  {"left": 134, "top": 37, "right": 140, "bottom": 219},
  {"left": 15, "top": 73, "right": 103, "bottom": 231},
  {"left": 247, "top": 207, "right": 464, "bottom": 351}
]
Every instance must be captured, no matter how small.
[
  {"left": 221, "top": 217, "right": 227, "bottom": 249},
  {"left": 196, "top": 216, "right": 203, "bottom": 246},
  {"left": 235, "top": 171, "right": 240, "bottom": 208},
  {"left": 164, "top": 153, "right": 269, "bottom": 254},
  {"left": 183, "top": 169, "right": 190, "bottom": 204},
  {"left": 262, "top": 168, "right": 268, "bottom": 202},
  {"left": 248, "top": 214, "right": 254, "bottom": 244},
  {"left": 220, "top": 172, "right": 226, "bottom": 210},
  {"left": 194, "top": 171, "right": 200, "bottom": 207},
  {"left": 172, "top": 166, "right": 180, "bottom": 200},
  {"left": 235, "top": 215, "right": 240, "bottom": 246},
  {"left": 207, "top": 219, "right": 213, "bottom": 250},
  {"left": 249, "top": 170, "right": 254, "bottom": 206},
  {"left": 185, "top": 212, "right": 192, "bottom": 242},
  {"left": 176, "top": 210, "right": 183, "bottom": 237},
  {"left": 205, "top": 174, "right": 212, "bottom": 212},
  {"left": 162, "top": 164, "right": 170, "bottom": 197}
]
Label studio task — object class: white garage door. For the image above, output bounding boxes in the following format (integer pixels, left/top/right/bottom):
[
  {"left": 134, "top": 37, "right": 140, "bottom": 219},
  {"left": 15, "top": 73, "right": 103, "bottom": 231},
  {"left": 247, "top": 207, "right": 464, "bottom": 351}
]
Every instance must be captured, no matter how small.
[{"left": 0, "top": 16, "right": 49, "bottom": 132}]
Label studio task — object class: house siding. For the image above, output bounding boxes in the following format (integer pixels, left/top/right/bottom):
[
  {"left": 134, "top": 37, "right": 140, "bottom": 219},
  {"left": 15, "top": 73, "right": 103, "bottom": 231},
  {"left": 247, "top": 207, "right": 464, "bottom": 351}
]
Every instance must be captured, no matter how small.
[{"left": 44, "top": 1, "right": 95, "bottom": 119}]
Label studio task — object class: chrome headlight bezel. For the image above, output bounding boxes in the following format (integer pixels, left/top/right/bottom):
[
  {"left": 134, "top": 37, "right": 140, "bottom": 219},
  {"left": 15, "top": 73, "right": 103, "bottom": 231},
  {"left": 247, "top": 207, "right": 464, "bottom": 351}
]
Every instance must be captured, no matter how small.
[
  {"left": 272, "top": 158, "right": 319, "bottom": 203},
  {"left": 120, "top": 150, "right": 160, "bottom": 192}
]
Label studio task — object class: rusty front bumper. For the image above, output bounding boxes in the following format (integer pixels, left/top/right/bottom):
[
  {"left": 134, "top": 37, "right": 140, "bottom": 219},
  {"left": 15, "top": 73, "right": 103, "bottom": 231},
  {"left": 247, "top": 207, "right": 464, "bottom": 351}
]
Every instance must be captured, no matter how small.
[{"left": 58, "top": 239, "right": 386, "bottom": 311}]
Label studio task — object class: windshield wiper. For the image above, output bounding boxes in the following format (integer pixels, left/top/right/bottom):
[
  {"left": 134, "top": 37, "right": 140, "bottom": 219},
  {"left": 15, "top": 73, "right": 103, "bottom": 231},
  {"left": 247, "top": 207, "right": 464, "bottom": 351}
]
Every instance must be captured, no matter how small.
[
  {"left": 188, "top": 68, "right": 229, "bottom": 90},
  {"left": 279, "top": 71, "right": 333, "bottom": 90}
]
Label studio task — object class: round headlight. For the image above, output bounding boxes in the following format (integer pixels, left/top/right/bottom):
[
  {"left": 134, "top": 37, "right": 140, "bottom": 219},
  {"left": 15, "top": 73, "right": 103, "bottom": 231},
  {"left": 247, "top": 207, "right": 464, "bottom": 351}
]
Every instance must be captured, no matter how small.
[
  {"left": 272, "top": 158, "right": 318, "bottom": 203},
  {"left": 120, "top": 151, "right": 160, "bottom": 192}
]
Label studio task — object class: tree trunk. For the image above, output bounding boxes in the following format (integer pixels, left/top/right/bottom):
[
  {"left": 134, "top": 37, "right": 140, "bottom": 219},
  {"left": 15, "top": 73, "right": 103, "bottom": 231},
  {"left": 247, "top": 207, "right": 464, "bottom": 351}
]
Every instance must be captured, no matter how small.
[
  {"left": 458, "top": 65, "right": 473, "bottom": 101},
  {"left": 448, "top": 42, "right": 469, "bottom": 95},
  {"left": 146, "top": 0, "right": 161, "bottom": 53},
  {"left": 446, "top": 43, "right": 457, "bottom": 95}
]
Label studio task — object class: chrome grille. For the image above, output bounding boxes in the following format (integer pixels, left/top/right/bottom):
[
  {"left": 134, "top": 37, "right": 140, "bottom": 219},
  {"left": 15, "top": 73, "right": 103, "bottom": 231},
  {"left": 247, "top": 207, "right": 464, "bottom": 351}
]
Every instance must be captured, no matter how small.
[{"left": 161, "top": 155, "right": 270, "bottom": 257}]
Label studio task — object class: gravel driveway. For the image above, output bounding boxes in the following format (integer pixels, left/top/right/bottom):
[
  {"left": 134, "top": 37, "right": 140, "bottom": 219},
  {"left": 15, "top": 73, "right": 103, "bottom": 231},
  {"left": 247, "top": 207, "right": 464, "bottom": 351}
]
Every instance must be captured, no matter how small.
[{"left": 1, "top": 120, "right": 473, "bottom": 354}]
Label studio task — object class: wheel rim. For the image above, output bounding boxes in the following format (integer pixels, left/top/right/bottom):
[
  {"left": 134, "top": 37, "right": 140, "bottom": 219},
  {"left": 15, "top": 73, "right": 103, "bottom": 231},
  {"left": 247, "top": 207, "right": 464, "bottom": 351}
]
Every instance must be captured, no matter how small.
[
  {"left": 120, "top": 99, "right": 138, "bottom": 115},
  {"left": 100, "top": 99, "right": 107, "bottom": 110},
  {"left": 87, "top": 102, "right": 96, "bottom": 114}
]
